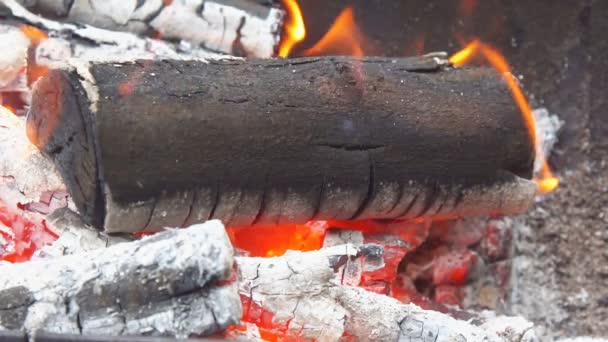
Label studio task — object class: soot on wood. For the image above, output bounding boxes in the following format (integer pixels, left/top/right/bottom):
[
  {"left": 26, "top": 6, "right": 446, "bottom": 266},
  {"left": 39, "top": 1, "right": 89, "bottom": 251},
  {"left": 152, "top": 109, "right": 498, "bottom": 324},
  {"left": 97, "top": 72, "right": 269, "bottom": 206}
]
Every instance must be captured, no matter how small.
[{"left": 27, "top": 55, "right": 537, "bottom": 233}]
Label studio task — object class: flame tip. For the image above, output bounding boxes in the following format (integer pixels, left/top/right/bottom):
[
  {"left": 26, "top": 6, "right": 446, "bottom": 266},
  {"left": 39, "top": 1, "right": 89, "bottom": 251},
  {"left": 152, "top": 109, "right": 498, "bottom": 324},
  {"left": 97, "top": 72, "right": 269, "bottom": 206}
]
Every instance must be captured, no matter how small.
[
  {"left": 450, "top": 40, "right": 558, "bottom": 194},
  {"left": 278, "top": 0, "right": 306, "bottom": 58}
]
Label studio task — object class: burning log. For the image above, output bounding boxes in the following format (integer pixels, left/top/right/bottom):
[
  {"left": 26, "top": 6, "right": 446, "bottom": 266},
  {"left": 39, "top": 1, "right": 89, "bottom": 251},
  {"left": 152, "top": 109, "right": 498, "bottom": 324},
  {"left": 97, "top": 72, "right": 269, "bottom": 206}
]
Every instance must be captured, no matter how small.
[
  {"left": 15, "top": 0, "right": 284, "bottom": 58},
  {"left": 27, "top": 54, "right": 538, "bottom": 233},
  {"left": 235, "top": 245, "right": 538, "bottom": 341},
  {"left": 0, "top": 220, "right": 241, "bottom": 337}
]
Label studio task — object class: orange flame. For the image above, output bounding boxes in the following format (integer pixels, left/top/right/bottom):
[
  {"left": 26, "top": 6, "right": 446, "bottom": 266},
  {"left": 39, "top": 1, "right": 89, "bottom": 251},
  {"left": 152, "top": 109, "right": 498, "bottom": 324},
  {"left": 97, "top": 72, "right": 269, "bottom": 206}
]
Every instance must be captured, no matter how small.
[
  {"left": 450, "top": 40, "right": 559, "bottom": 194},
  {"left": 303, "top": 7, "right": 365, "bottom": 57},
  {"left": 19, "top": 25, "right": 47, "bottom": 44},
  {"left": 2, "top": 104, "right": 16, "bottom": 114},
  {"left": 19, "top": 25, "right": 49, "bottom": 85},
  {"left": 278, "top": 0, "right": 306, "bottom": 58}
]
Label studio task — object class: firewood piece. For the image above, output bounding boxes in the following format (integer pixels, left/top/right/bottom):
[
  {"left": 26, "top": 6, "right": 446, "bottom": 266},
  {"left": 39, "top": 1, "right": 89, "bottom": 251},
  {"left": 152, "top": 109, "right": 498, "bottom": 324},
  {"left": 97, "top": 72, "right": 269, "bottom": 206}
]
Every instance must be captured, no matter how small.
[
  {"left": 27, "top": 55, "right": 538, "bottom": 233},
  {"left": 15, "top": 0, "right": 284, "bottom": 58},
  {"left": 0, "top": 0, "right": 224, "bottom": 64},
  {"left": 0, "top": 331, "right": 210, "bottom": 341},
  {"left": 236, "top": 246, "right": 538, "bottom": 341},
  {"left": 0, "top": 220, "right": 241, "bottom": 338}
]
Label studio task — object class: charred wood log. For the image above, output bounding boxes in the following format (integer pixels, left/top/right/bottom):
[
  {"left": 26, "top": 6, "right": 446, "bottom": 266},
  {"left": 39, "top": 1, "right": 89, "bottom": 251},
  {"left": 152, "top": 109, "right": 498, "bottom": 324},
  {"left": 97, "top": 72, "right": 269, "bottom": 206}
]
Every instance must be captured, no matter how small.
[
  {"left": 0, "top": 220, "right": 240, "bottom": 337},
  {"left": 27, "top": 55, "right": 538, "bottom": 233},
  {"left": 15, "top": 0, "right": 284, "bottom": 58}
]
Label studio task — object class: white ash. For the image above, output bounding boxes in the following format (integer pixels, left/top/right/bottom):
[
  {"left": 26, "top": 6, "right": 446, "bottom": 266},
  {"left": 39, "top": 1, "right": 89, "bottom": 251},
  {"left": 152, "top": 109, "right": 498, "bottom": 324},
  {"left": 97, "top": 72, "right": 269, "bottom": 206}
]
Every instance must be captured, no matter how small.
[
  {"left": 236, "top": 245, "right": 539, "bottom": 341},
  {"left": 505, "top": 216, "right": 569, "bottom": 340},
  {"left": 557, "top": 338, "right": 608, "bottom": 342},
  {"left": 533, "top": 107, "right": 563, "bottom": 174},
  {"left": 16, "top": 0, "right": 284, "bottom": 58},
  {"left": 32, "top": 208, "right": 132, "bottom": 259},
  {"left": 0, "top": 106, "right": 64, "bottom": 206},
  {"left": 151, "top": 0, "right": 283, "bottom": 57},
  {"left": 478, "top": 310, "right": 538, "bottom": 342},
  {"left": 0, "top": 220, "right": 241, "bottom": 338},
  {"left": 2, "top": 0, "right": 229, "bottom": 65},
  {"left": 0, "top": 25, "right": 29, "bottom": 90}
]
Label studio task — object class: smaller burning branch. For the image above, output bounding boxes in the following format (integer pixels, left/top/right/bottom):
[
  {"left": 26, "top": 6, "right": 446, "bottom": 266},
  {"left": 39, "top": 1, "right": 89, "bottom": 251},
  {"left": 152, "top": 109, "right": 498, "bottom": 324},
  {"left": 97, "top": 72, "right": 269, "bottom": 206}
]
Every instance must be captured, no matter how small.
[
  {"left": 14, "top": 0, "right": 284, "bottom": 57},
  {"left": 0, "top": 220, "right": 241, "bottom": 338},
  {"left": 236, "top": 245, "right": 537, "bottom": 341}
]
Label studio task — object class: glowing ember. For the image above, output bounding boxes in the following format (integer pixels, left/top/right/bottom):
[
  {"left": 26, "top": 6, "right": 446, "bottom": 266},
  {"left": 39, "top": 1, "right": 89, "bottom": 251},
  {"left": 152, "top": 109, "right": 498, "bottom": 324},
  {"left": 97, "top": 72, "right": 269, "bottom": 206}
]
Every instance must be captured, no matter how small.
[
  {"left": 432, "top": 249, "right": 478, "bottom": 286},
  {"left": 0, "top": 200, "right": 58, "bottom": 263},
  {"left": 235, "top": 295, "right": 286, "bottom": 341},
  {"left": 2, "top": 104, "right": 16, "bottom": 114},
  {"left": 302, "top": 7, "right": 365, "bottom": 57},
  {"left": 118, "top": 81, "right": 136, "bottom": 97},
  {"left": 449, "top": 40, "right": 559, "bottom": 193},
  {"left": 227, "top": 221, "right": 326, "bottom": 257},
  {"left": 19, "top": 25, "right": 47, "bottom": 45},
  {"left": 19, "top": 25, "right": 49, "bottom": 85},
  {"left": 278, "top": 0, "right": 306, "bottom": 58}
]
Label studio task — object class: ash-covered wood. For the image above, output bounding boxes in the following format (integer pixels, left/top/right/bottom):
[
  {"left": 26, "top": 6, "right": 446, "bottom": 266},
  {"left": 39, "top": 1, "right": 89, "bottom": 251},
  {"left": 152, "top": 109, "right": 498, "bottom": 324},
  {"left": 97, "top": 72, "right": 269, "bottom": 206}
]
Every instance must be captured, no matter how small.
[
  {"left": 0, "top": 220, "right": 241, "bottom": 338},
  {"left": 28, "top": 55, "right": 538, "bottom": 233},
  {"left": 32, "top": 208, "right": 133, "bottom": 259},
  {"left": 15, "top": 0, "right": 284, "bottom": 57},
  {"left": 0, "top": 0, "right": 224, "bottom": 65},
  {"left": 0, "top": 331, "right": 210, "bottom": 342},
  {"left": 236, "top": 245, "right": 538, "bottom": 341}
]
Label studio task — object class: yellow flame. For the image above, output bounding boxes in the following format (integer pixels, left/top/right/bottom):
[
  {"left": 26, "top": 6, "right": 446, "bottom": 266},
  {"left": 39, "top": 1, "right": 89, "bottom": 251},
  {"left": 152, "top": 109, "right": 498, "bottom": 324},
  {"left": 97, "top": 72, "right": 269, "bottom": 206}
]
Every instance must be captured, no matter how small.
[
  {"left": 449, "top": 39, "right": 480, "bottom": 67},
  {"left": 302, "top": 7, "right": 365, "bottom": 57},
  {"left": 278, "top": 0, "right": 306, "bottom": 58},
  {"left": 450, "top": 40, "right": 559, "bottom": 194}
]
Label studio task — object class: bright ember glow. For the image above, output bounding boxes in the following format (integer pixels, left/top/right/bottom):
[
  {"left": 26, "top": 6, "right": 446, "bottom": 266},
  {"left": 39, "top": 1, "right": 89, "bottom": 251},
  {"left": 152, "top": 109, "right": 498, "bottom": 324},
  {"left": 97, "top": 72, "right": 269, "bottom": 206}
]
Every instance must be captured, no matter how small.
[
  {"left": 303, "top": 7, "right": 365, "bottom": 57},
  {"left": 0, "top": 200, "right": 58, "bottom": 263},
  {"left": 2, "top": 104, "right": 16, "bottom": 114},
  {"left": 227, "top": 221, "right": 326, "bottom": 257},
  {"left": 449, "top": 40, "right": 559, "bottom": 194},
  {"left": 278, "top": 0, "right": 306, "bottom": 58},
  {"left": 19, "top": 25, "right": 49, "bottom": 85}
]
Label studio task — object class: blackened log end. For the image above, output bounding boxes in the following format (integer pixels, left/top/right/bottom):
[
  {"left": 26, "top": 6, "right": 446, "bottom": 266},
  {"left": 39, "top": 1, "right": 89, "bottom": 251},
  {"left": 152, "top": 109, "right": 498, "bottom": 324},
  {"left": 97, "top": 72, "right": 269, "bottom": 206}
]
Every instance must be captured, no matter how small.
[{"left": 27, "top": 69, "right": 104, "bottom": 228}]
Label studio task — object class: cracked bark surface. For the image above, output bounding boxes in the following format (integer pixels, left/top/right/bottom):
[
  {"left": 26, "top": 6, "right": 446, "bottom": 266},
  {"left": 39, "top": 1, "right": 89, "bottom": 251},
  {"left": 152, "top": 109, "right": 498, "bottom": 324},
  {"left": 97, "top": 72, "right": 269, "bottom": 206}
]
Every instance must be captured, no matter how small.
[
  {"left": 236, "top": 245, "right": 538, "bottom": 341},
  {"left": 0, "top": 220, "right": 241, "bottom": 337},
  {"left": 28, "top": 56, "right": 538, "bottom": 233},
  {"left": 14, "top": 0, "right": 284, "bottom": 57}
]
